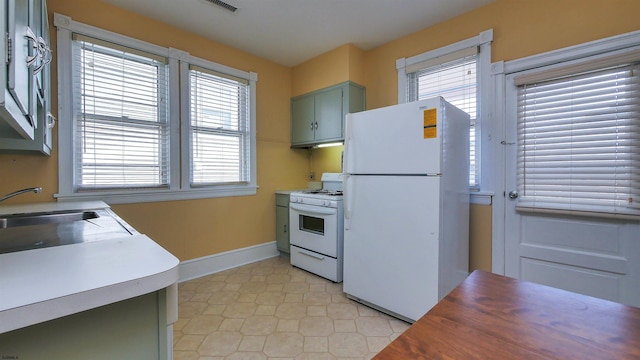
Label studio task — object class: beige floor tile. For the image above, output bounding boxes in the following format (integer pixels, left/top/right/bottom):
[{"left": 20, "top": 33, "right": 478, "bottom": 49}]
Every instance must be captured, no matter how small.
[
  {"left": 299, "top": 316, "right": 334, "bottom": 336},
  {"left": 256, "top": 291, "right": 287, "bottom": 305},
  {"left": 285, "top": 293, "right": 304, "bottom": 303},
  {"left": 238, "top": 335, "right": 267, "bottom": 351},
  {"left": 304, "top": 336, "right": 329, "bottom": 352},
  {"left": 223, "top": 302, "right": 258, "bottom": 318},
  {"left": 327, "top": 303, "right": 358, "bottom": 320},
  {"left": 366, "top": 336, "right": 392, "bottom": 353},
  {"left": 173, "top": 334, "right": 205, "bottom": 351},
  {"left": 174, "top": 256, "right": 410, "bottom": 359},
  {"left": 333, "top": 319, "right": 356, "bottom": 333},
  {"left": 275, "top": 302, "right": 307, "bottom": 319},
  {"left": 266, "top": 283, "right": 285, "bottom": 292},
  {"left": 173, "top": 350, "right": 199, "bottom": 360},
  {"left": 284, "top": 282, "right": 310, "bottom": 294},
  {"left": 219, "top": 318, "right": 244, "bottom": 331},
  {"left": 198, "top": 331, "right": 243, "bottom": 356},
  {"left": 240, "top": 315, "right": 278, "bottom": 335},
  {"left": 307, "top": 305, "right": 327, "bottom": 317},
  {"left": 207, "top": 290, "right": 240, "bottom": 305},
  {"left": 277, "top": 319, "right": 300, "bottom": 332},
  {"left": 203, "top": 303, "right": 227, "bottom": 315},
  {"left": 264, "top": 332, "right": 304, "bottom": 357},
  {"left": 182, "top": 315, "right": 223, "bottom": 335},
  {"left": 255, "top": 304, "right": 277, "bottom": 315},
  {"left": 303, "top": 292, "right": 332, "bottom": 305},
  {"left": 328, "top": 332, "right": 368, "bottom": 357},
  {"left": 226, "top": 351, "right": 266, "bottom": 359},
  {"left": 295, "top": 353, "right": 336, "bottom": 360},
  {"left": 355, "top": 317, "right": 393, "bottom": 336}
]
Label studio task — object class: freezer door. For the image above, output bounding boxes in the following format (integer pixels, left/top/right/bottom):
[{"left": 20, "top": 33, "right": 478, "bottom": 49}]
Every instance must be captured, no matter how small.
[
  {"left": 343, "top": 175, "right": 440, "bottom": 322},
  {"left": 344, "top": 98, "right": 444, "bottom": 175}
]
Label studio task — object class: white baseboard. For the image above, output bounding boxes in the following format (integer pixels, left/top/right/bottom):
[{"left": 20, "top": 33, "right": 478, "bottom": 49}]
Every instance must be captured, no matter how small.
[{"left": 178, "top": 241, "right": 280, "bottom": 282}]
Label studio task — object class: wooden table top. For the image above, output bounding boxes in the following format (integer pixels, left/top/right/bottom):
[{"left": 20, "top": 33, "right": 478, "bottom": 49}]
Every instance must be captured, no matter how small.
[{"left": 374, "top": 270, "right": 640, "bottom": 359}]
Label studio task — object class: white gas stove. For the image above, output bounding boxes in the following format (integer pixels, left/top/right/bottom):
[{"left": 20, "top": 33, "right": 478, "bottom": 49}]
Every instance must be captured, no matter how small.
[{"left": 289, "top": 173, "right": 344, "bottom": 282}]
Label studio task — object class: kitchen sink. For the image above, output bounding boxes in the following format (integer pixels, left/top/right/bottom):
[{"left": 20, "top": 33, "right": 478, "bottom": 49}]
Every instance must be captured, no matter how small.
[
  {"left": 0, "top": 211, "right": 99, "bottom": 229},
  {"left": 0, "top": 209, "right": 135, "bottom": 254}
]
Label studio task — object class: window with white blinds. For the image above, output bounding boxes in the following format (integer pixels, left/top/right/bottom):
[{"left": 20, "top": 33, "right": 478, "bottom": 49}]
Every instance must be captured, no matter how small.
[
  {"left": 56, "top": 16, "right": 258, "bottom": 203},
  {"left": 189, "top": 67, "right": 250, "bottom": 185},
  {"left": 73, "top": 35, "right": 170, "bottom": 189},
  {"left": 516, "top": 63, "right": 640, "bottom": 216},
  {"left": 409, "top": 55, "right": 478, "bottom": 186}
]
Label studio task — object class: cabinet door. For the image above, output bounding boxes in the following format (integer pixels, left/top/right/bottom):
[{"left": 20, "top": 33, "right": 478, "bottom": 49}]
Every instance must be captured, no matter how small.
[
  {"left": 0, "top": 0, "right": 51, "bottom": 154},
  {"left": 8, "top": 0, "right": 34, "bottom": 119},
  {"left": 314, "top": 87, "right": 343, "bottom": 142},
  {"left": 291, "top": 95, "right": 315, "bottom": 145},
  {"left": 275, "top": 205, "right": 290, "bottom": 253}
]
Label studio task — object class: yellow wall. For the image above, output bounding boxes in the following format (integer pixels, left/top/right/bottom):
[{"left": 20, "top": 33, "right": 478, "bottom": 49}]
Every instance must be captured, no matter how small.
[{"left": 1, "top": 0, "right": 638, "bottom": 267}]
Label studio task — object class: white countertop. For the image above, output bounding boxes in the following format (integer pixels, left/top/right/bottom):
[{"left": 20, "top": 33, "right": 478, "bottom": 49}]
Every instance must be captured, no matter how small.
[
  {"left": 0, "top": 200, "right": 111, "bottom": 216},
  {"left": 0, "top": 201, "right": 180, "bottom": 334}
]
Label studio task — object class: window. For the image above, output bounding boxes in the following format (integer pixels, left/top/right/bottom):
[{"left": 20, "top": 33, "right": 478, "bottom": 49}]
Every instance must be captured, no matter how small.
[
  {"left": 409, "top": 55, "right": 477, "bottom": 186},
  {"left": 55, "top": 14, "right": 257, "bottom": 204},
  {"left": 73, "top": 35, "right": 170, "bottom": 189},
  {"left": 514, "top": 57, "right": 640, "bottom": 216},
  {"left": 397, "top": 30, "right": 492, "bottom": 191},
  {"left": 189, "top": 67, "right": 250, "bottom": 185}
]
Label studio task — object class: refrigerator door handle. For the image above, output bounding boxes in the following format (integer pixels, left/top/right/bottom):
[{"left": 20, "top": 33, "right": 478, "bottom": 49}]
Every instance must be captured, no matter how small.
[
  {"left": 344, "top": 115, "right": 352, "bottom": 174},
  {"left": 343, "top": 174, "right": 352, "bottom": 230}
]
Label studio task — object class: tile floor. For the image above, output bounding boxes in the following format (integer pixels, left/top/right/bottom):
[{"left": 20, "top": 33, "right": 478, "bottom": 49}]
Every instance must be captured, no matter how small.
[{"left": 173, "top": 256, "right": 410, "bottom": 360}]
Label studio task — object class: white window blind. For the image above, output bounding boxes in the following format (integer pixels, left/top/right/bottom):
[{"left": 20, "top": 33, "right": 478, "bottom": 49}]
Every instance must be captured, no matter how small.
[
  {"left": 189, "top": 66, "right": 250, "bottom": 185},
  {"left": 73, "top": 35, "right": 170, "bottom": 189},
  {"left": 409, "top": 55, "right": 478, "bottom": 186},
  {"left": 516, "top": 63, "right": 640, "bottom": 217}
]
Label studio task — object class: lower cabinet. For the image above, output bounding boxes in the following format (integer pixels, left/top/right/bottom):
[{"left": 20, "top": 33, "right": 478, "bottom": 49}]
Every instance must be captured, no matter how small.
[
  {"left": 276, "top": 193, "right": 290, "bottom": 254},
  {"left": 0, "top": 289, "right": 173, "bottom": 360}
]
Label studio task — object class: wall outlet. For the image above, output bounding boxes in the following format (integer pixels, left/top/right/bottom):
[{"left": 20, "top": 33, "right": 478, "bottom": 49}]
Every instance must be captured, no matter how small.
[{"left": 309, "top": 172, "right": 315, "bottom": 180}]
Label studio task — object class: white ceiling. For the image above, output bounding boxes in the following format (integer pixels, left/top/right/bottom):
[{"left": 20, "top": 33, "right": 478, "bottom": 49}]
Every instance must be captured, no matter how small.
[{"left": 102, "top": 0, "right": 494, "bottom": 67}]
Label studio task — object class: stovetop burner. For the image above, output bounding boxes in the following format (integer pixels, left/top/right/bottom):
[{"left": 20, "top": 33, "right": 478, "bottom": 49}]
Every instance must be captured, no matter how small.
[{"left": 302, "top": 189, "right": 343, "bottom": 196}]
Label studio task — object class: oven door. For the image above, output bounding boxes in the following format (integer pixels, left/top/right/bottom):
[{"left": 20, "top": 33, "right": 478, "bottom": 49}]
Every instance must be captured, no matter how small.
[{"left": 289, "top": 203, "right": 338, "bottom": 258}]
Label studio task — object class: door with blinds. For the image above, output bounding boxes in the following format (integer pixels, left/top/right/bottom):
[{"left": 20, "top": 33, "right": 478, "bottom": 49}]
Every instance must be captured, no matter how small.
[{"left": 504, "top": 49, "right": 640, "bottom": 307}]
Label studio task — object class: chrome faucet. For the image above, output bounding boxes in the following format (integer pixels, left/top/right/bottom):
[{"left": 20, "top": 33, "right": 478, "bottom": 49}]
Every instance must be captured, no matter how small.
[{"left": 0, "top": 187, "right": 42, "bottom": 202}]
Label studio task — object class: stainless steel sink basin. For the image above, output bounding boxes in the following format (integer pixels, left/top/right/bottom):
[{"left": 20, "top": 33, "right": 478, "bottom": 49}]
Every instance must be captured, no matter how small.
[
  {"left": 0, "top": 209, "right": 135, "bottom": 254},
  {"left": 0, "top": 211, "right": 99, "bottom": 229}
]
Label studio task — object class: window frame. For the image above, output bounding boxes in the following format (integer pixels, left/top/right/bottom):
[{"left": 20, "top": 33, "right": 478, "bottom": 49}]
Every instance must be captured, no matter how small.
[
  {"left": 55, "top": 13, "right": 257, "bottom": 204},
  {"left": 396, "top": 29, "right": 493, "bottom": 204}
]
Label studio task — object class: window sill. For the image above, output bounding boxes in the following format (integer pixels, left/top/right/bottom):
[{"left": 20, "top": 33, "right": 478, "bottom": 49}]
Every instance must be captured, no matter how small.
[
  {"left": 55, "top": 186, "right": 258, "bottom": 205},
  {"left": 470, "top": 191, "right": 493, "bottom": 205}
]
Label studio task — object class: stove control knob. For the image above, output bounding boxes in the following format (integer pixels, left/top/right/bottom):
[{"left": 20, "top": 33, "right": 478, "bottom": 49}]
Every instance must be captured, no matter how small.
[
  {"left": 324, "top": 200, "right": 330, "bottom": 206},
  {"left": 291, "top": 197, "right": 298, "bottom": 203}
]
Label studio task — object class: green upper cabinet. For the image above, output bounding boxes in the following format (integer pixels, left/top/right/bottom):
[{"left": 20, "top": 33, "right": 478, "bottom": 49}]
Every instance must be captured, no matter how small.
[
  {"left": 0, "top": 0, "right": 53, "bottom": 155},
  {"left": 291, "top": 81, "right": 365, "bottom": 148}
]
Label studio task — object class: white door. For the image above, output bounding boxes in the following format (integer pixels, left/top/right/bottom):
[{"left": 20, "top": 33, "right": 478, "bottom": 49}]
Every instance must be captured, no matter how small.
[
  {"left": 503, "top": 73, "right": 640, "bottom": 307},
  {"left": 343, "top": 175, "right": 441, "bottom": 322}
]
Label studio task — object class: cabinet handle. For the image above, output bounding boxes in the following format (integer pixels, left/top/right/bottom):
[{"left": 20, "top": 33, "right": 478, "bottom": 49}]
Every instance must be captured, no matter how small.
[
  {"left": 284, "top": 224, "right": 287, "bottom": 233},
  {"left": 310, "top": 122, "right": 314, "bottom": 131},
  {"left": 24, "top": 27, "right": 52, "bottom": 75},
  {"left": 46, "top": 113, "right": 56, "bottom": 129},
  {"left": 25, "top": 27, "right": 39, "bottom": 68},
  {"left": 314, "top": 121, "right": 318, "bottom": 130}
]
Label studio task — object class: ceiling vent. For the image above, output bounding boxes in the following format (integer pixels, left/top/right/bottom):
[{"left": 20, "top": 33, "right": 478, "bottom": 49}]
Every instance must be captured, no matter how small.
[{"left": 202, "top": 0, "right": 238, "bottom": 13}]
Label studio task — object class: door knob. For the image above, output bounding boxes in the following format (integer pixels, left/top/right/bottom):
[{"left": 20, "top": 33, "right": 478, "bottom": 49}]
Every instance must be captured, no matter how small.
[{"left": 508, "top": 190, "right": 519, "bottom": 199}]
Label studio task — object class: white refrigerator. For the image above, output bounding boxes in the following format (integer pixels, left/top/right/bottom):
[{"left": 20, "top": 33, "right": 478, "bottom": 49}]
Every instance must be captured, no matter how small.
[{"left": 343, "top": 97, "right": 470, "bottom": 322}]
